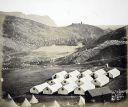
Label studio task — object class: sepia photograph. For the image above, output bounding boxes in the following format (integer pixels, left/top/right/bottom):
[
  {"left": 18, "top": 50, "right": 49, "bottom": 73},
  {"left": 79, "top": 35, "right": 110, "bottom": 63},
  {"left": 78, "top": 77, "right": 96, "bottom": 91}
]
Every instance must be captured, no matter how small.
[{"left": 0, "top": 0, "right": 127, "bottom": 107}]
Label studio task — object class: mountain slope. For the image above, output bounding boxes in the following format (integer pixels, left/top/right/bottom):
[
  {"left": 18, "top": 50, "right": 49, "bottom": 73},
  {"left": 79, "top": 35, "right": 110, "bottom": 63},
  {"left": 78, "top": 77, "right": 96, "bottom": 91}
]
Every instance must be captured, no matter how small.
[
  {"left": 55, "top": 26, "right": 127, "bottom": 68},
  {"left": 2, "top": 15, "right": 106, "bottom": 52},
  {"left": 0, "top": 11, "right": 57, "bottom": 27}
]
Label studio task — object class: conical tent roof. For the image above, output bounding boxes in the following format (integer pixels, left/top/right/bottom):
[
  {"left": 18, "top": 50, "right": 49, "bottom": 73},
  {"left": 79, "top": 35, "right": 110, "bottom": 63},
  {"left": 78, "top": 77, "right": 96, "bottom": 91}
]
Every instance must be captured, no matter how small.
[
  {"left": 30, "top": 95, "right": 39, "bottom": 104},
  {"left": 7, "top": 94, "right": 12, "bottom": 100},
  {"left": 78, "top": 96, "right": 85, "bottom": 106},
  {"left": 42, "top": 105, "right": 46, "bottom": 107},
  {"left": 7, "top": 99, "right": 20, "bottom": 107},
  {"left": 52, "top": 100, "right": 60, "bottom": 107},
  {"left": 21, "top": 98, "right": 31, "bottom": 107}
]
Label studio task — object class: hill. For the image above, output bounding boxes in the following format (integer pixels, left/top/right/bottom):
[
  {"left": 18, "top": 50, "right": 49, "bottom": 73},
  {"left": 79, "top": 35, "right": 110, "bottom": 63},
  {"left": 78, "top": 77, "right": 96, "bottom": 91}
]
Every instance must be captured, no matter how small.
[
  {"left": 55, "top": 26, "right": 127, "bottom": 68},
  {"left": 0, "top": 11, "right": 57, "bottom": 27}
]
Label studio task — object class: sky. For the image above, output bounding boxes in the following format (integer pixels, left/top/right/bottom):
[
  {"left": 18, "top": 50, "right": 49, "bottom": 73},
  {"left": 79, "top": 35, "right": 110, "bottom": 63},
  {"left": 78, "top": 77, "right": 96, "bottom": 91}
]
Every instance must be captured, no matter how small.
[{"left": 0, "top": 0, "right": 128, "bottom": 26}]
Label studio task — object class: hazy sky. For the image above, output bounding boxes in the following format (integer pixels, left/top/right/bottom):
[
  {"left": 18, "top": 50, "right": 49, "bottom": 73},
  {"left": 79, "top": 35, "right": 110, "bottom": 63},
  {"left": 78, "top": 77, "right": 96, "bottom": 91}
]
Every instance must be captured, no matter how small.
[{"left": 0, "top": 0, "right": 128, "bottom": 26}]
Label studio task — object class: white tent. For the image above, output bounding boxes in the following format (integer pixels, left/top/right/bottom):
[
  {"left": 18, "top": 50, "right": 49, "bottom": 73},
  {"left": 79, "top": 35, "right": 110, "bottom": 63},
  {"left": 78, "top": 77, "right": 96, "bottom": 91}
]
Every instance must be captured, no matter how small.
[
  {"left": 76, "top": 76, "right": 93, "bottom": 85},
  {"left": 65, "top": 70, "right": 80, "bottom": 78},
  {"left": 21, "top": 98, "right": 31, "bottom": 107},
  {"left": 1, "top": 78, "right": 4, "bottom": 82},
  {"left": 78, "top": 96, "right": 85, "bottom": 106},
  {"left": 94, "top": 69, "right": 107, "bottom": 78},
  {"left": 7, "top": 94, "right": 12, "bottom": 100},
  {"left": 42, "top": 105, "right": 46, "bottom": 107},
  {"left": 43, "top": 83, "right": 62, "bottom": 94},
  {"left": 30, "top": 95, "right": 39, "bottom": 104},
  {"left": 78, "top": 70, "right": 93, "bottom": 78},
  {"left": 48, "top": 78, "right": 64, "bottom": 85},
  {"left": 30, "top": 82, "right": 50, "bottom": 94},
  {"left": 51, "top": 100, "right": 60, "bottom": 107},
  {"left": 93, "top": 75, "right": 109, "bottom": 87},
  {"left": 7, "top": 99, "right": 20, "bottom": 107},
  {"left": 108, "top": 68, "right": 120, "bottom": 78},
  {"left": 58, "top": 82, "right": 77, "bottom": 95},
  {"left": 74, "top": 82, "right": 95, "bottom": 95},
  {"left": 52, "top": 71, "right": 67, "bottom": 79},
  {"left": 61, "top": 77, "right": 78, "bottom": 85}
]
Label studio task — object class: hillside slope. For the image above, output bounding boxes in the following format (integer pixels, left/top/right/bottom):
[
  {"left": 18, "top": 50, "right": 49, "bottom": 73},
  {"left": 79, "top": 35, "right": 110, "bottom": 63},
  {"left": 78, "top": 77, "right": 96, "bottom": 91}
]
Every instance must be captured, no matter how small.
[
  {"left": 56, "top": 26, "right": 127, "bottom": 68},
  {"left": 0, "top": 11, "right": 57, "bottom": 27}
]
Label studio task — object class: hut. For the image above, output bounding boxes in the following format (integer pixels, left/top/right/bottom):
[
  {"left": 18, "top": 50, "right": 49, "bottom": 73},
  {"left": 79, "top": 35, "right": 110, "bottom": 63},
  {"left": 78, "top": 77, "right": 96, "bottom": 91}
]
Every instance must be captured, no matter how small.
[
  {"left": 52, "top": 71, "right": 67, "bottom": 79},
  {"left": 74, "top": 82, "right": 95, "bottom": 95},
  {"left": 76, "top": 76, "right": 93, "bottom": 85},
  {"left": 108, "top": 68, "right": 120, "bottom": 78},
  {"left": 48, "top": 78, "right": 64, "bottom": 85},
  {"left": 65, "top": 70, "right": 80, "bottom": 78},
  {"left": 78, "top": 70, "right": 93, "bottom": 78},
  {"left": 85, "top": 87, "right": 112, "bottom": 102},
  {"left": 43, "top": 83, "right": 62, "bottom": 94},
  {"left": 30, "top": 82, "right": 50, "bottom": 94},
  {"left": 30, "top": 95, "right": 39, "bottom": 104},
  {"left": 58, "top": 83, "right": 77, "bottom": 95},
  {"left": 93, "top": 69, "right": 107, "bottom": 78},
  {"left": 21, "top": 98, "right": 31, "bottom": 107},
  {"left": 92, "top": 75, "right": 109, "bottom": 87},
  {"left": 78, "top": 96, "right": 85, "bottom": 106},
  {"left": 61, "top": 77, "right": 78, "bottom": 85}
]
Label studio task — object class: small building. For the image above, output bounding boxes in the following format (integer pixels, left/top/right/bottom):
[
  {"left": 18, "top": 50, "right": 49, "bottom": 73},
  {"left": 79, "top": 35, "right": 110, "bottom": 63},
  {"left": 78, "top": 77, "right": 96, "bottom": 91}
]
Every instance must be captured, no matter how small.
[
  {"left": 85, "top": 87, "right": 112, "bottom": 102},
  {"left": 30, "top": 82, "right": 50, "bottom": 94},
  {"left": 108, "top": 68, "right": 120, "bottom": 78},
  {"left": 21, "top": 98, "right": 31, "bottom": 107},
  {"left": 43, "top": 83, "right": 62, "bottom": 94},
  {"left": 74, "top": 82, "right": 95, "bottom": 95},
  {"left": 93, "top": 69, "right": 107, "bottom": 78},
  {"left": 78, "top": 70, "right": 93, "bottom": 78},
  {"left": 58, "top": 83, "right": 77, "bottom": 95},
  {"left": 48, "top": 78, "right": 64, "bottom": 85},
  {"left": 61, "top": 77, "right": 78, "bottom": 85},
  {"left": 76, "top": 76, "right": 93, "bottom": 85},
  {"left": 52, "top": 71, "right": 67, "bottom": 79},
  {"left": 92, "top": 75, "right": 109, "bottom": 87},
  {"left": 65, "top": 70, "right": 80, "bottom": 78}
]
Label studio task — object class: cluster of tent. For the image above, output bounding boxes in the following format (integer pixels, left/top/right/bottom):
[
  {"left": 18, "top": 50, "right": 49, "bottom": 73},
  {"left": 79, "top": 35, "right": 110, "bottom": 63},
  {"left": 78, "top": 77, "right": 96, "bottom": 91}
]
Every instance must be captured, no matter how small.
[
  {"left": 6, "top": 94, "right": 38, "bottom": 107},
  {"left": 30, "top": 68, "right": 120, "bottom": 95},
  {"left": 6, "top": 94, "right": 85, "bottom": 107}
]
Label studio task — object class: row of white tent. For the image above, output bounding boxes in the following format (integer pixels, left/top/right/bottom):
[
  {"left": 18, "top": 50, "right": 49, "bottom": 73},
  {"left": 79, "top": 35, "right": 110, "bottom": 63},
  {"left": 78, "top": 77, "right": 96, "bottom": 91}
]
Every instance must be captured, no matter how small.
[
  {"left": 6, "top": 94, "right": 85, "bottom": 107},
  {"left": 30, "top": 68, "right": 120, "bottom": 95},
  {"left": 6, "top": 94, "right": 38, "bottom": 107}
]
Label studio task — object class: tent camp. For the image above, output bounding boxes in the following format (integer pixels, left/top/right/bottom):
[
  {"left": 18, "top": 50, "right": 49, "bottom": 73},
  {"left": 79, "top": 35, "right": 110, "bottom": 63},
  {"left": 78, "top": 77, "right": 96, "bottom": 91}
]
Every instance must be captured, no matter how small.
[
  {"left": 61, "top": 77, "right": 78, "bottom": 85},
  {"left": 30, "top": 82, "right": 50, "bottom": 94},
  {"left": 93, "top": 75, "right": 109, "bottom": 87},
  {"left": 30, "top": 95, "right": 39, "bottom": 104},
  {"left": 76, "top": 76, "right": 93, "bottom": 85},
  {"left": 108, "top": 68, "right": 120, "bottom": 78},
  {"left": 48, "top": 78, "right": 64, "bottom": 85},
  {"left": 65, "top": 70, "right": 80, "bottom": 78},
  {"left": 78, "top": 70, "right": 93, "bottom": 78},
  {"left": 43, "top": 83, "right": 62, "bottom": 94},
  {"left": 58, "top": 83, "right": 77, "bottom": 95},
  {"left": 94, "top": 69, "right": 107, "bottom": 78},
  {"left": 74, "top": 82, "right": 95, "bottom": 95},
  {"left": 52, "top": 71, "right": 67, "bottom": 79},
  {"left": 21, "top": 98, "right": 31, "bottom": 107}
]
